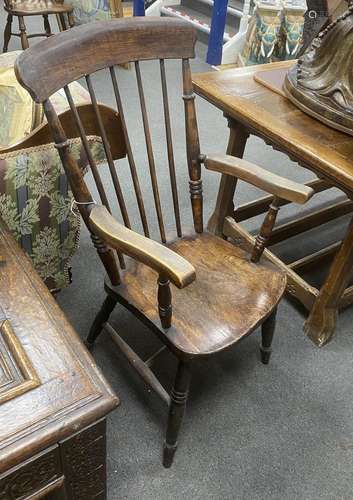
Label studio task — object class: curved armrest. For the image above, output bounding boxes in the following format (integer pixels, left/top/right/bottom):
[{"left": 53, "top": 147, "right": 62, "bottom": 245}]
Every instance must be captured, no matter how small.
[
  {"left": 89, "top": 205, "right": 196, "bottom": 289},
  {"left": 205, "top": 155, "right": 314, "bottom": 204}
]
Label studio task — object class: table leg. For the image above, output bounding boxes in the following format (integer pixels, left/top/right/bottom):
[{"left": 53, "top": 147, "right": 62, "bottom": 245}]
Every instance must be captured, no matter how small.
[
  {"left": 304, "top": 215, "right": 353, "bottom": 346},
  {"left": 207, "top": 118, "right": 249, "bottom": 236}
]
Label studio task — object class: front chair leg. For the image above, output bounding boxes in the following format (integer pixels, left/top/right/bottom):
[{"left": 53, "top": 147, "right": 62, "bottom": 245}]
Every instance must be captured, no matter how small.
[
  {"left": 163, "top": 360, "right": 191, "bottom": 468},
  {"left": 43, "top": 14, "right": 51, "bottom": 36},
  {"left": 260, "top": 307, "right": 277, "bottom": 364},
  {"left": 86, "top": 293, "right": 117, "bottom": 349}
]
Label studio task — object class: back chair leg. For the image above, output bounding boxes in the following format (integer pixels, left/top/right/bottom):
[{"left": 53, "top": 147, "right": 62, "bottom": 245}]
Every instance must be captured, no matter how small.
[
  {"left": 59, "top": 13, "right": 68, "bottom": 30},
  {"left": 86, "top": 294, "right": 118, "bottom": 349},
  {"left": 3, "top": 13, "right": 12, "bottom": 52},
  {"left": 18, "top": 16, "right": 29, "bottom": 49},
  {"left": 163, "top": 360, "right": 191, "bottom": 468},
  {"left": 260, "top": 307, "right": 277, "bottom": 364},
  {"left": 43, "top": 14, "right": 52, "bottom": 36}
]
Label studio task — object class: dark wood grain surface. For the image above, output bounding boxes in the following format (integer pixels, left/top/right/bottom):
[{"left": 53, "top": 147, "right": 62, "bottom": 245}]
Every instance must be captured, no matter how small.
[
  {"left": 192, "top": 61, "right": 353, "bottom": 193},
  {"left": 193, "top": 60, "right": 353, "bottom": 347},
  {"left": 0, "top": 218, "right": 118, "bottom": 475},
  {"left": 15, "top": 17, "right": 197, "bottom": 103},
  {"left": 116, "top": 232, "right": 286, "bottom": 357}
]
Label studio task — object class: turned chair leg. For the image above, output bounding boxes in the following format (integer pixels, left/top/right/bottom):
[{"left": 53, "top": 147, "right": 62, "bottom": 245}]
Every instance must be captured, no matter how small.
[
  {"left": 3, "top": 14, "right": 12, "bottom": 52},
  {"left": 18, "top": 16, "right": 29, "bottom": 49},
  {"left": 43, "top": 14, "right": 52, "bottom": 36},
  {"left": 59, "top": 13, "right": 68, "bottom": 30},
  {"left": 260, "top": 307, "right": 277, "bottom": 365},
  {"left": 86, "top": 294, "right": 118, "bottom": 349},
  {"left": 163, "top": 360, "right": 191, "bottom": 468}
]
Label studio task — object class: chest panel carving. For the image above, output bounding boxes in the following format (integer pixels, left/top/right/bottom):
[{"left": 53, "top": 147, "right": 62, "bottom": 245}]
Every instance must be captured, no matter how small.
[{"left": 0, "top": 319, "right": 39, "bottom": 406}]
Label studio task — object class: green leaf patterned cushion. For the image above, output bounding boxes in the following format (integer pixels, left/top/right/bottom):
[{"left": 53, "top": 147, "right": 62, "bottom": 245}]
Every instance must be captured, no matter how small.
[{"left": 0, "top": 137, "right": 105, "bottom": 292}]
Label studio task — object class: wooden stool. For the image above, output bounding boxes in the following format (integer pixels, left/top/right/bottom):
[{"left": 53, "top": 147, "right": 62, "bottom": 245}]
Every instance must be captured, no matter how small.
[{"left": 3, "top": 0, "right": 74, "bottom": 51}]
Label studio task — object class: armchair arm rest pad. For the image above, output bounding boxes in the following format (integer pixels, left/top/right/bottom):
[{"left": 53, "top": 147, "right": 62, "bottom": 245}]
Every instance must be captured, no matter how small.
[
  {"left": 89, "top": 205, "right": 196, "bottom": 289},
  {"left": 205, "top": 154, "right": 314, "bottom": 204}
]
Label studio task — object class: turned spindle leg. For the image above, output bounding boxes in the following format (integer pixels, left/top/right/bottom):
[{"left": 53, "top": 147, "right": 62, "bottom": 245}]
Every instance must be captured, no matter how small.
[
  {"left": 260, "top": 307, "right": 277, "bottom": 364},
  {"left": 91, "top": 233, "right": 120, "bottom": 286},
  {"left": 163, "top": 360, "right": 191, "bottom": 468},
  {"left": 251, "top": 197, "right": 280, "bottom": 263}
]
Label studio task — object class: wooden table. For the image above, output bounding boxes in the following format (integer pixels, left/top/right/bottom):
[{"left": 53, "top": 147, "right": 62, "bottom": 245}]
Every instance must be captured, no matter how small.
[
  {"left": 0, "top": 219, "right": 119, "bottom": 499},
  {"left": 193, "top": 60, "right": 353, "bottom": 347}
]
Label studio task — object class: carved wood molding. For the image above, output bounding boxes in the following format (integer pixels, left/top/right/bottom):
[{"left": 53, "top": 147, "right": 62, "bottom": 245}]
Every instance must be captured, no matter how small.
[{"left": 0, "top": 319, "right": 40, "bottom": 405}]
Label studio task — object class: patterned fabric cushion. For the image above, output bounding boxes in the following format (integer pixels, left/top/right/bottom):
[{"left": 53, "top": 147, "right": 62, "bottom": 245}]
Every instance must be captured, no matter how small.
[
  {"left": 0, "top": 138, "right": 105, "bottom": 291},
  {"left": 0, "top": 52, "right": 106, "bottom": 291}
]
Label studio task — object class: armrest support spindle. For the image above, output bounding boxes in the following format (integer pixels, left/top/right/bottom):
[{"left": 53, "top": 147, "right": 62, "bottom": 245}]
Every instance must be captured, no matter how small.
[
  {"left": 251, "top": 197, "right": 280, "bottom": 263},
  {"left": 158, "top": 274, "right": 172, "bottom": 329}
]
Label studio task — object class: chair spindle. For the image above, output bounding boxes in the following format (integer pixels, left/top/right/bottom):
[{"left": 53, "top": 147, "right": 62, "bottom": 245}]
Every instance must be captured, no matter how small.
[
  {"left": 66, "top": 83, "right": 125, "bottom": 268},
  {"left": 64, "top": 85, "right": 111, "bottom": 212},
  {"left": 251, "top": 197, "right": 281, "bottom": 263},
  {"left": 108, "top": 67, "right": 150, "bottom": 238},
  {"left": 158, "top": 274, "right": 172, "bottom": 329},
  {"left": 182, "top": 58, "right": 203, "bottom": 233},
  {"left": 85, "top": 75, "right": 131, "bottom": 229},
  {"left": 160, "top": 59, "right": 182, "bottom": 238},
  {"left": 135, "top": 61, "right": 166, "bottom": 242}
]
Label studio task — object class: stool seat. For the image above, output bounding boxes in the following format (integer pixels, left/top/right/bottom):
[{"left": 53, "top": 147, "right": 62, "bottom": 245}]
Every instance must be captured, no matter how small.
[
  {"left": 2, "top": 0, "right": 74, "bottom": 52},
  {"left": 5, "top": 0, "right": 73, "bottom": 15}
]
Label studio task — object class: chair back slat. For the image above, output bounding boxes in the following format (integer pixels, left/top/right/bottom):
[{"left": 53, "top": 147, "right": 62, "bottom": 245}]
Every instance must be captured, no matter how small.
[
  {"left": 15, "top": 18, "right": 196, "bottom": 103},
  {"left": 63, "top": 85, "right": 112, "bottom": 212},
  {"left": 85, "top": 74, "right": 131, "bottom": 229},
  {"left": 160, "top": 59, "right": 182, "bottom": 238},
  {"left": 182, "top": 58, "right": 203, "bottom": 233},
  {"left": 135, "top": 61, "right": 166, "bottom": 243}
]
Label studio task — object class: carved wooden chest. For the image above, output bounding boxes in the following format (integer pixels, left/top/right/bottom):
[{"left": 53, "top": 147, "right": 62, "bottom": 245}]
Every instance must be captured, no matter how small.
[{"left": 0, "top": 219, "right": 119, "bottom": 499}]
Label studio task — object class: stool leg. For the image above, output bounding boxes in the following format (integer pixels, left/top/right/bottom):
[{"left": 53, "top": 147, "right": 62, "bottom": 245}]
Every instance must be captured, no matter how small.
[
  {"left": 260, "top": 307, "right": 277, "bottom": 364},
  {"left": 43, "top": 14, "right": 52, "bottom": 36},
  {"left": 3, "top": 13, "right": 12, "bottom": 52},
  {"left": 18, "top": 16, "right": 29, "bottom": 49},
  {"left": 59, "top": 13, "right": 67, "bottom": 30},
  {"left": 163, "top": 360, "right": 191, "bottom": 468}
]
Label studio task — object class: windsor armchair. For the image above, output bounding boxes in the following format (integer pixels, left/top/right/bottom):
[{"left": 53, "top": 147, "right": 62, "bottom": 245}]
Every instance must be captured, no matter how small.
[
  {"left": 3, "top": 0, "right": 74, "bottom": 51},
  {"left": 15, "top": 17, "right": 314, "bottom": 467}
]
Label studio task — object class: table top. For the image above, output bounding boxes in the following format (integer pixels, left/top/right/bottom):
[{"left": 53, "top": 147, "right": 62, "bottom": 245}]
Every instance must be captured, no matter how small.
[
  {"left": 192, "top": 61, "right": 353, "bottom": 193},
  {"left": 0, "top": 219, "right": 119, "bottom": 473}
]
